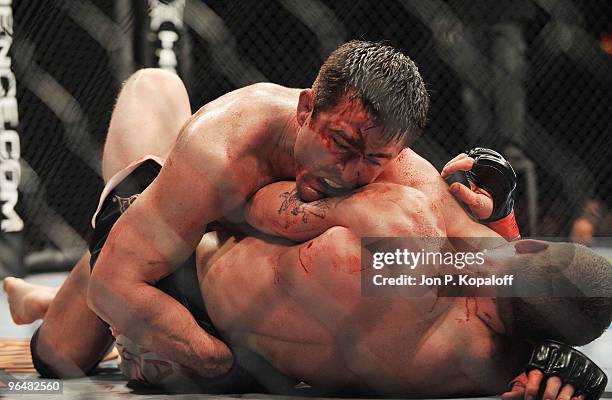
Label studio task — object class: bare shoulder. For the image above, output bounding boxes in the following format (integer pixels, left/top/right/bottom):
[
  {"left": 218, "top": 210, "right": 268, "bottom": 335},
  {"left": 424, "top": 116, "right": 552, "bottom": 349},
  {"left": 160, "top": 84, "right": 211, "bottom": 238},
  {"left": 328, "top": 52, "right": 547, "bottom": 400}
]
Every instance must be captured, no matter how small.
[
  {"left": 362, "top": 181, "right": 429, "bottom": 203},
  {"left": 359, "top": 182, "right": 439, "bottom": 219},
  {"left": 353, "top": 182, "right": 433, "bottom": 220},
  {"left": 241, "top": 81, "right": 301, "bottom": 99},
  {"left": 342, "top": 182, "right": 445, "bottom": 238},
  {"left": 379, "top": 149, "right": 478, "bottom": 226},
  {"left": 179, "top": 83, "right": 296, "bottom": 151},
  {"left": 377, "top": 149, "right": 444, "bottom": 203},
  {"left": 379, "top": 148, "right": 439, "bottom": 184},
  {"left": 170, "top": 83, "right": 298, "bottom": 180},
  {"left": 197, "top": 82, "right": 299, "bottom": 120}
]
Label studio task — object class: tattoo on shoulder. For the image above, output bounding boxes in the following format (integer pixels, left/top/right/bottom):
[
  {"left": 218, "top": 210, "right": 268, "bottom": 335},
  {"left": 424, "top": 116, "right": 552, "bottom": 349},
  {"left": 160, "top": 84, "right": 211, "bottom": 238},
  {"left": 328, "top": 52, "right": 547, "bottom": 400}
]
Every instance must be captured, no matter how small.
[{"left": 278, "top": 189, "right": 332, "bottom": 224}]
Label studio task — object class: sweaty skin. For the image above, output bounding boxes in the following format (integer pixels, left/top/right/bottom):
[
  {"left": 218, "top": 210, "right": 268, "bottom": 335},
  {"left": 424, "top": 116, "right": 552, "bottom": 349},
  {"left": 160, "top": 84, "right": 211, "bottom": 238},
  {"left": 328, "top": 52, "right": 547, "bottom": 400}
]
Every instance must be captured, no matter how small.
[
  {"left": 193, "top": 179, "right": 523, "bottom": 396},
  {"left": 195, "top": 163, "right": 514, "bottom": 395}
]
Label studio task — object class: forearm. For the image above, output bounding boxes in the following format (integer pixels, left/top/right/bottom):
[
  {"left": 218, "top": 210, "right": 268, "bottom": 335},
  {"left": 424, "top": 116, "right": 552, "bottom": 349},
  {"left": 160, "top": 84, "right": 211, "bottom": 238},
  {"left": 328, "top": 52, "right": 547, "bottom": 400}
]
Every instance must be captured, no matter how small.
[
  {"left": 88, "top": 277, "right": 232, "bottom": 377},
  {"left": 88, "top": 215, "right": 232, "bottom": 377},
  {"left": 246, "top": 181, "right": 341, "bottom": 241},
  {"left": 247, "top": 181, "right": 446, "bottom": 240}
]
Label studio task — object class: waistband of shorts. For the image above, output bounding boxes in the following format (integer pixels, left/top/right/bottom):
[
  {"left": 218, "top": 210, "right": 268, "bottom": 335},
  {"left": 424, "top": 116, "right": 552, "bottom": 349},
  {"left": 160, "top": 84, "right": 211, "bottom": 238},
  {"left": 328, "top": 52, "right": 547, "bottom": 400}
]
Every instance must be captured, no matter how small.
[{"left": 91, "top": 155, "right": 165, "bottom": 228}]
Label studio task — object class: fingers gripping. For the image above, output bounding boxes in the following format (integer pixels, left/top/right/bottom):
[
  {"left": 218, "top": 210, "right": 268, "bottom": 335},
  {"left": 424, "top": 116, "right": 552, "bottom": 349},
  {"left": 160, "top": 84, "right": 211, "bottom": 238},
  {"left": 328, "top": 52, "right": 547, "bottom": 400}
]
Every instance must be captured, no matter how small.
[{"left": 441, "top": 154, "right": 474, "bottom": 178}]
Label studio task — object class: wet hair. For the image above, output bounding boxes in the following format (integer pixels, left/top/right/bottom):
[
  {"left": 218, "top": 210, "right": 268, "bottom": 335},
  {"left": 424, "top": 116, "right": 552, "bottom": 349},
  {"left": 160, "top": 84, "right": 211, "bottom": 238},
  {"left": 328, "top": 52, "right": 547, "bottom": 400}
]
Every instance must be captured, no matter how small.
[
  {"left": 500, "top": 243, "right": 612, "bottom": 346},
  {"left": 312, "top": 40, "right": 429, "bottom": 146}
]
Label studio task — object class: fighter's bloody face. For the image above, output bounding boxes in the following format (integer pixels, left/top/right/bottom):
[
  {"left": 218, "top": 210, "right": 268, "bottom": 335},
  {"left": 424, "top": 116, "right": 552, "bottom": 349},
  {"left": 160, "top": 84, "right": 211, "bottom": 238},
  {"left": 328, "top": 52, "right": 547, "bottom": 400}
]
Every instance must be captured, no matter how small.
[{"left": 294, "top": 91, "right": 404, "bottom": 202}]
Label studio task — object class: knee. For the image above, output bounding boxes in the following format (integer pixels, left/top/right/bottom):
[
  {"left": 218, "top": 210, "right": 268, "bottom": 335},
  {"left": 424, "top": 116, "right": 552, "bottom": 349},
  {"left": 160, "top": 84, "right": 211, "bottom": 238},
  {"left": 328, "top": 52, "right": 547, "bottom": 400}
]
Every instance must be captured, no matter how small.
[
  {"left": 31, "top": 327, "right": 90, "bottom": 378},
  {"left": 124, "top": 68, "right": 187, "bottom": 101},
  {"left": 127, "top": 68, "right": 181, "bottom": 87}
]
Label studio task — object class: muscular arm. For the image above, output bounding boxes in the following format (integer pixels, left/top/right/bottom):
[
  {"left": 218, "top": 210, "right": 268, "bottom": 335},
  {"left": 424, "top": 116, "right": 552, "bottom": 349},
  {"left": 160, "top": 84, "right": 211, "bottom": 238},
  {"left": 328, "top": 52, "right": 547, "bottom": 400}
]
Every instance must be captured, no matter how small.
[
  {"left": 248, "top": 149, "right": 500, "bottom": 242},
  {"left": 245, "top": 181, "right": 445, "bottom": 241},
  {"left": 246, "top": 148, "right": 502, "bottom": 250},
  {"left": 88, "top": 106, "right": 266, "bottom": 376}
]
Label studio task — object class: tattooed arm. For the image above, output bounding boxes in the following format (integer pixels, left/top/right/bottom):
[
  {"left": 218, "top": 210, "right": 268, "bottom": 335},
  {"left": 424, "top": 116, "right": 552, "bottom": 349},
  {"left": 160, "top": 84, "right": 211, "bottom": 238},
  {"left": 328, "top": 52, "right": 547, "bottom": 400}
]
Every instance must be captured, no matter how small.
[{"left": 245, "top": 181, "right": 445, "bottom": 242}]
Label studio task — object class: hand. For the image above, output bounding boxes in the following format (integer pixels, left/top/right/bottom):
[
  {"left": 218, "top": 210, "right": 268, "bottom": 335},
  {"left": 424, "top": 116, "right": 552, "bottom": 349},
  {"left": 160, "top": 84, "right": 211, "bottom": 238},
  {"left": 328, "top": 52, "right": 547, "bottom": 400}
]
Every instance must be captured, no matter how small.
[
  {"left": 441, "top": 153, "right": 494, "bottom": 220},
  {"left": 115, "top": 334, "right": 149, "bottom": 384},
  {"left": 501, "top": 370, "right": 585, "bottom": 400},
  {"left": 115, "top": 334, "right": 196, "bottom": 387}
]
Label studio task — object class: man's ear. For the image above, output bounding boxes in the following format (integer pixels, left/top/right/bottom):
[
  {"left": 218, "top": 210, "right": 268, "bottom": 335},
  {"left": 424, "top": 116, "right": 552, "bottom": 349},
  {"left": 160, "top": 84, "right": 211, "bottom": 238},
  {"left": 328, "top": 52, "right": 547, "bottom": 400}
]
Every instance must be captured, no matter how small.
[
  {"left": 297, "top": 89, "right": 314, "bottom": 127},
  {"left": 514, "top": 239, "right": 550, "bottom": 254}
]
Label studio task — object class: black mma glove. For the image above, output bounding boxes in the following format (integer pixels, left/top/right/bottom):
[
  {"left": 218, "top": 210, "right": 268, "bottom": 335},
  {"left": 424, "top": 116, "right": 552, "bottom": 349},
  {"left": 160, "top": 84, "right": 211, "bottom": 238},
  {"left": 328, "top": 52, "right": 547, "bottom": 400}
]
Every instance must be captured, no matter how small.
[
  {"left": 526, "top": 340, "right": 608, "bottom": 400},
  {"left": 467, "top": 147, "right": 520, "bottom": 240},
  {"left": 465, "top": 147, "right": 517, "bottom": 223}
]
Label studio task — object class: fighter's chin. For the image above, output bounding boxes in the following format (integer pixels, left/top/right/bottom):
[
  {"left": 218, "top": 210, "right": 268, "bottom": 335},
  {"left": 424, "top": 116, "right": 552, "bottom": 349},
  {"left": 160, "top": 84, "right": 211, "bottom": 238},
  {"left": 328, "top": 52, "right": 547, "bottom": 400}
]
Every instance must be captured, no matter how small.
[{"left": 296, "top": 182, "right": 324, "bottom": 202}]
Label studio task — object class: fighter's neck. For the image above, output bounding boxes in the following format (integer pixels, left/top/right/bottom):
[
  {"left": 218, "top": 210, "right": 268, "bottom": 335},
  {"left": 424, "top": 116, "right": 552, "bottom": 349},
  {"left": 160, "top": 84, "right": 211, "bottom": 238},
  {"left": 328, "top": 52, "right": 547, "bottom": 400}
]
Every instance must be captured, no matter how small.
[{"left": 265, "top": 109, "right": 300, "bottom": 178}]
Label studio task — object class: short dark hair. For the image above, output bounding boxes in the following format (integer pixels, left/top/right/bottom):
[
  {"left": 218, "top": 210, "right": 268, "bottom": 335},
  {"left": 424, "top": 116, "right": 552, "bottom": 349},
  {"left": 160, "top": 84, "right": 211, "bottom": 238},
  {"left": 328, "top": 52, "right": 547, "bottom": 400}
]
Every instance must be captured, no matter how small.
[
  {"left": 312, "top": 40, "right": 429, "bottom": 145},
  {"left": 500, "top": 243, "right": 612, "bottom": 346}
]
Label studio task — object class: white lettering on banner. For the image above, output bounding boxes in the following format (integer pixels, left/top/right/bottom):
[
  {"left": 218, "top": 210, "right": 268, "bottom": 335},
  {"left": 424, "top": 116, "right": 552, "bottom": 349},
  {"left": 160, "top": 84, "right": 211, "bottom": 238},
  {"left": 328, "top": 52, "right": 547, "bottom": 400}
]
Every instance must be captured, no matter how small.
[{"left": 0, "top": 1, "right": 23, "bottom": 233}]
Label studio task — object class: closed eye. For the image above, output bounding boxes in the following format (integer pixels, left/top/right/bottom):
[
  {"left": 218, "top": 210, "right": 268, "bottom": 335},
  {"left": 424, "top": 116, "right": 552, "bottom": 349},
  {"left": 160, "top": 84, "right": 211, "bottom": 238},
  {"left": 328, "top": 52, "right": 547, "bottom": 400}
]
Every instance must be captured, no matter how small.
[
  {"left": 367, "top": 158, "right": 381, "bottom": 166},
  {"left": 332, "top": 135, "right": 350, "bottom": 150}
]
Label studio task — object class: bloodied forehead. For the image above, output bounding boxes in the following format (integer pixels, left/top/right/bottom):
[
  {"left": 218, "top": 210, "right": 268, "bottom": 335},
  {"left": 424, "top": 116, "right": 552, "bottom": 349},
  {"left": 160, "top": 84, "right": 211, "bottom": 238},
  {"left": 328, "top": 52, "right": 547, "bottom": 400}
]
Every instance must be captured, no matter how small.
[
  {"left": 316, "top": 96, "right": 404, "bottom": 157},
  {"left": 320, "top": 95, "right": 372, "bottom": 125}
]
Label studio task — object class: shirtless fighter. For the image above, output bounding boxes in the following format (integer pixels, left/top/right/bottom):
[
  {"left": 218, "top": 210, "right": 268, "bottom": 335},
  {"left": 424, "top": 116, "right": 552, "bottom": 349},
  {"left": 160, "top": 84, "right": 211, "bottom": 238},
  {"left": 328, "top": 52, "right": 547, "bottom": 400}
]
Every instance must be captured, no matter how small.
[{"left": 4, "top": 40, "right": 609, "bottom": 397}]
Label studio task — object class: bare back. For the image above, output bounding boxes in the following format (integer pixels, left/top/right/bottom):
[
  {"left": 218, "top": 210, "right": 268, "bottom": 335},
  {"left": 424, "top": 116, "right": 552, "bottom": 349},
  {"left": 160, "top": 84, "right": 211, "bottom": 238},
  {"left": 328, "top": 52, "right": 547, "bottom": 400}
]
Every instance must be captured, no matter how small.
[{"left": 195, "top": 227, "right": 520, "bottom": 396}]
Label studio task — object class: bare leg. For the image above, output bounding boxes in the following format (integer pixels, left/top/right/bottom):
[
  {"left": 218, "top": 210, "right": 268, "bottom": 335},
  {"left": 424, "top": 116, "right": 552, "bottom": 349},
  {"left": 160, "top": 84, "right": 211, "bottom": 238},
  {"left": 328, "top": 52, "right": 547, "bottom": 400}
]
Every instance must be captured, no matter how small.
[
  {"left": 33, "top": 253, "right": 115, "bottom": 377},
  {"left": 3, "top": 278, "right": 59, "bottom": 324},
  {"left": 102, "top": 68, "right": 191, "bottom": 181},
  {"left": 26, "top": 69, "right": 192, "bottom": 378}
]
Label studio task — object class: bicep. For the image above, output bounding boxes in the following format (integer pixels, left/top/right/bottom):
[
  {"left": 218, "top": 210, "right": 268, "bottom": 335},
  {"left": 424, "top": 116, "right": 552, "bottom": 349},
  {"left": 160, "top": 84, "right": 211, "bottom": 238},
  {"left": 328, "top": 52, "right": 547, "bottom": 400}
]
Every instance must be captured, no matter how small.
[{"left": 94, "top": 135, "right": 234, "bottom": 284}]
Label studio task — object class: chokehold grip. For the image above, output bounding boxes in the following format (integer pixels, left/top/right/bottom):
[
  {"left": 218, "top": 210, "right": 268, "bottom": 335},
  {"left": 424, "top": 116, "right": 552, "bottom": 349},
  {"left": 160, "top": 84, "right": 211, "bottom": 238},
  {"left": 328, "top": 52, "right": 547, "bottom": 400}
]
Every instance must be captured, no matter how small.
[{"left": 525, "top": 340, "right": 608, "bottom": 400}]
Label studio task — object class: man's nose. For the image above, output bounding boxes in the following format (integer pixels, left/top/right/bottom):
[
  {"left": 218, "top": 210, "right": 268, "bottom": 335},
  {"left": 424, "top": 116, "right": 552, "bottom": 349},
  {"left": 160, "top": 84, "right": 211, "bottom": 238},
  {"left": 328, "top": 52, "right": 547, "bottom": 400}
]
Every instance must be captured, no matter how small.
[{"left": 336, "top": 160, "right": 376, "bottom": 188}]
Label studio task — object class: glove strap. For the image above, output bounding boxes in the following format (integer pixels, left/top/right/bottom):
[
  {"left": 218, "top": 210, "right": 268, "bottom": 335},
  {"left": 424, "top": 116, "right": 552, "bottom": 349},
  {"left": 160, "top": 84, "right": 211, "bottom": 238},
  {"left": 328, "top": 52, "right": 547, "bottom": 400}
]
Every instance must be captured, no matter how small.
[{"left": 485, "top": 209, "right": 520, "bottom": 241}]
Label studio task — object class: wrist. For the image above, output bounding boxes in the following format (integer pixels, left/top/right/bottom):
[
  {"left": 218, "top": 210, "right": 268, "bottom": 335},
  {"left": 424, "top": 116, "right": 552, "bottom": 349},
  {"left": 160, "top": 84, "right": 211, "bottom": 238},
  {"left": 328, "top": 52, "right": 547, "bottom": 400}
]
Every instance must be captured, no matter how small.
[
  {"left": 193, "top": 338, "right": 234, "bottom": 378},
  {"left": 485, "top": 210, "right": 520, "bottom": 241}
]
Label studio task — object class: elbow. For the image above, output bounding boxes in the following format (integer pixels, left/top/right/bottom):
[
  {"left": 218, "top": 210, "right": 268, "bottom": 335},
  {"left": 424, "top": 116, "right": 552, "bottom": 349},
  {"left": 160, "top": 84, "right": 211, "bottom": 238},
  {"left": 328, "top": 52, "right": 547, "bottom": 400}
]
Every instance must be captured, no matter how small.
[
  {"left": 86, "top": 273, "right": 108, "bottom": 318},
  {"left": 87, "top": 244, "right": 133, "bottom": 319},
  {"left": 87, "top": 257, "right": 150, "bottom": 331},
  {"left": 87, "top": 266, "right": 122, "bottom": 321}
]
